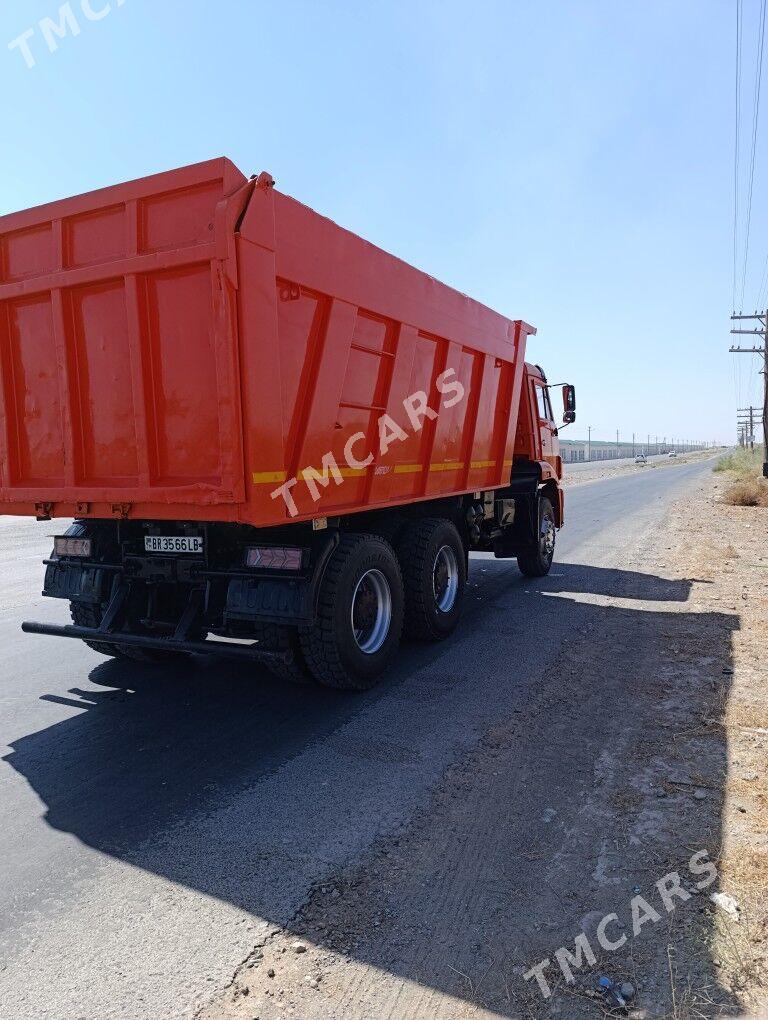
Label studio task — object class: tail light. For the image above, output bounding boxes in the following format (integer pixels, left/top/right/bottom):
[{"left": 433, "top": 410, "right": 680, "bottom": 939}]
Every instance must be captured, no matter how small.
[
  {"left": 245, "top": 546, "right": 303, "bottom": 570},
  {"left": 54, "top": 537, "right": 92, "bottom": 557}
]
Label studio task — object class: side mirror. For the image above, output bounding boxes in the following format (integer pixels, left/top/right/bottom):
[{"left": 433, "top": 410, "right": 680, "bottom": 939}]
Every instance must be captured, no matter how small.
[{"left": 562, "top": 384, "right": 576, "bottom": 425}]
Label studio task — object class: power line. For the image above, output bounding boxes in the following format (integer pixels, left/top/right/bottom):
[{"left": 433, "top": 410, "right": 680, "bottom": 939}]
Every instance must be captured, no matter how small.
[
  {"left": 733, "top": 0, "right": 742, "bottom": 311},
  {"left": 756, "top": 250, "right": 768, "bottom": 308},
  {"left": 730, "top": 311, "right": 768, "bottom": 477},
  {"left": 739, "top": 0, "right": 767, "bottom": 309}
]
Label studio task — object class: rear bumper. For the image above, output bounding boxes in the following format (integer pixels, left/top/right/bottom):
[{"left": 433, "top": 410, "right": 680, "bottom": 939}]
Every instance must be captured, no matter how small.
[
  {"left": 20, "top": 620, "right": 288, "bottom": 663},
  {"left": 41, "top": 529, "right": 339, "bottom": 628}
]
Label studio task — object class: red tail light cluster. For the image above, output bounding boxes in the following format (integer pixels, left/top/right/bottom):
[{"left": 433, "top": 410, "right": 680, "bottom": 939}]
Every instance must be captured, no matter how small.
[{"left": 245, "top": 546, "right": 302, "bottom": 570}]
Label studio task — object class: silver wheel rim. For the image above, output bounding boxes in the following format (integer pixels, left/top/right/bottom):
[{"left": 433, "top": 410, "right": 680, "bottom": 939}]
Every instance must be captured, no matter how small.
[
  {"left": 433, "top": 544, "right": 459, "bottom": 613},
  {"left": 540, "top": 514, "right": 556, "bottom": 559},
  {"left": 351, "top": 568, "right": 392, "bottom": 654}
]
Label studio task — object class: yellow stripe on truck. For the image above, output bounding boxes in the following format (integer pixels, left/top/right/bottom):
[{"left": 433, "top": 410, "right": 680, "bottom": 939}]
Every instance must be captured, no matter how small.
[
  {"left": 254, "top": 461, "right": 474, "bottom": 484},
  {"left": 252, "top": 470, "right": 287, "bottom": 484}
]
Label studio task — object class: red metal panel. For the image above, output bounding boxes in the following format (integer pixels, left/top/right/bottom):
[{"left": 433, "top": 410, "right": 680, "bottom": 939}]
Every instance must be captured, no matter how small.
[
  {"left": 288, "top": 298, "right": 357, "bottom": 518},
  {"left": 365, "top": 322, "right": 416, "bottom": 505},
  {"left": 386, "top": 332, "right": 440, "bottom": 501},
  {"left": 464, "top": 354, "right": 503, "bottom": 488},
  {"left": 4, "top": 295, "right": 64, "bottom": 484},
  {"left": 139, "top": 181, "right": 221, "bottom": 254},
  {"left": 457, "top": 350, "right": 487, "bottom": 491},
  {"left": 66, "top": 281, "right": 139, "bottom": 483},
  {"left": 49, "top": 287, "right": 76, "bottom": 487},
  {"left": 428, "top": 340, "right": 472, "bottom": 494},
  {"left": 236, "top": 239, "right": 285, "bottom": 523},
  {"left": 142, "top": 265, "right": 221, "bottom": 483},
  {"left": 0, "top": 158, "right": 537, "bottom": 524},
  {"left": 64, "top": 204, "right": 126, "bottom": 269},
  {"left": 1, "top": 223, "right": 54, "bottom": 280},
  {"left": 0, "top": 158, "right": 248, "bottom": 509}
]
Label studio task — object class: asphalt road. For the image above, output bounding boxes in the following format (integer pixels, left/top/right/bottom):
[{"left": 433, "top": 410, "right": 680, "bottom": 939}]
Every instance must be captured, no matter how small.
[{"left": 0, "top": 456, "right": 719, "bottom": 1019}]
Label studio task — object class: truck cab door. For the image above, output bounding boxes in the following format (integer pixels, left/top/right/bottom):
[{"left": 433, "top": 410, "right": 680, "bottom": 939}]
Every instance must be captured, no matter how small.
[{"left": 532, "top": 379, "right": 559, "bottom": 476}]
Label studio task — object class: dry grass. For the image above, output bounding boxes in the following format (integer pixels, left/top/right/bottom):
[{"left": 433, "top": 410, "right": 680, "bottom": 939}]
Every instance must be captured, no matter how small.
[
  {"left": 724, "top": 479, "right": 768, "bottom": 507},
  {"left": 713, "top": 448, "right": 764, "bottom": 476},
  {"left": 714, "top": 447, "right": 768, "bottom": 507}
]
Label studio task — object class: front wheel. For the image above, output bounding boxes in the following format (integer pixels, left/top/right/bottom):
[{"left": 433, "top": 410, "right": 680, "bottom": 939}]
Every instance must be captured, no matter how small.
[
  {"left": 516, "top": 495, "right": 556, "bottom": 577},
  {"left": 299, "top": 534, "right": 404, "bottom": 690}
]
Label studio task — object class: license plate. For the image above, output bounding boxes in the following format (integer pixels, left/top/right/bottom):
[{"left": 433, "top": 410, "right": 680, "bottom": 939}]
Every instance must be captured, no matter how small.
[{"left": 144, "top": 536, "right": 203, "bottom": 555}]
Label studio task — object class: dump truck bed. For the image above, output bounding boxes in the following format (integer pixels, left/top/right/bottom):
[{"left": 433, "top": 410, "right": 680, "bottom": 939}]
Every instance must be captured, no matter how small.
[{"left": 0, "top": 158, "right": 534, "bottom": 526}]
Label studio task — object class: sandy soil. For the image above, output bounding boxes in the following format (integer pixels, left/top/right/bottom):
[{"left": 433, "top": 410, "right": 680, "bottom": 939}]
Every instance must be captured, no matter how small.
[{"left": 199, "top": 466, "right": 767, "bottom": 1020}]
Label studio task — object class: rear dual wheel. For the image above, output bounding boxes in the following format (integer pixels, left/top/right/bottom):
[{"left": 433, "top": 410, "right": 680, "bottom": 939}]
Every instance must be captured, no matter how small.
[
  {"left": 397, "top": 518, "right": 466, "bottom": 641},
  {"left": 299, "top": 534, "right": 405, "bottom": 691},
  {"left": 299, "top": 521, "right": 466, "bottom": 691}
]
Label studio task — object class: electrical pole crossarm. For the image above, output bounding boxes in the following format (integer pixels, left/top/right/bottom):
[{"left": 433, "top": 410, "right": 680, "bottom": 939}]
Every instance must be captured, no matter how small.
[{"left": 728, "top": 310, "right": 768, "bottom": 478}]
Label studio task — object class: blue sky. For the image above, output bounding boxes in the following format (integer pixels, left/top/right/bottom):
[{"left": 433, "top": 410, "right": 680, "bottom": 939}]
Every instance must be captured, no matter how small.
[{"left": 0, "top": 0, "right": 757, "bottom": 445}]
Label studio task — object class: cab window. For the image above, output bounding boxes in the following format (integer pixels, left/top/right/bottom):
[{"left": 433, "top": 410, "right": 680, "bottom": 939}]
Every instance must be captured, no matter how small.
[{"left": 535, "top": 383, "right": 552, "bottom": 422}]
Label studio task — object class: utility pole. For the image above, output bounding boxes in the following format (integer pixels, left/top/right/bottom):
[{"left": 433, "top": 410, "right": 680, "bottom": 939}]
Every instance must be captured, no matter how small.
[
  {"left": 587, "top": 425, "right": 592, "bottom": 462},
  {"left": 730, "top": 310, "right": 768, "bottom": 476},
  {"left": 632, "top": 432, "right": 635, "bottom": 457},
  {"left": 737, "top": 406, "right": 763, "bottom": 451}
]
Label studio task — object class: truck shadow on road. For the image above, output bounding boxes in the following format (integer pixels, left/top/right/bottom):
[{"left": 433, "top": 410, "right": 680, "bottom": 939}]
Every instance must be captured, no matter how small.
[{"left": 4, "top": 559, "right": 742, "bottom": 1017}]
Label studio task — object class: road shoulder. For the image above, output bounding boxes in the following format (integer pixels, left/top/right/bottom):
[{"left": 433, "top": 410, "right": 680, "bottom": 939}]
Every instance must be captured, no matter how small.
[{"left": 200, "top": 465, "right": 767, "bottom": 1018}]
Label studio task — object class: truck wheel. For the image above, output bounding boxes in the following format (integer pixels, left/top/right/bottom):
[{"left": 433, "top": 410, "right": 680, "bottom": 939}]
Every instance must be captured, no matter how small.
[
  {"left": 69, "top": 601, "right": 190, "bottom": 664},
  {"left": 299, "top": 534, "right": 404, "bottom": 690},
  {"left": 398, "top": 518, "right": 466, "bottom": 640},
  {"left": 252, "top": 623, "right": 314, "bottom": 684},
  {"left": 516, "top": 495, "right": 556, "bottom": 577},
  {"left": 70, "top": 601, "right": 134, "bottom": 660}
]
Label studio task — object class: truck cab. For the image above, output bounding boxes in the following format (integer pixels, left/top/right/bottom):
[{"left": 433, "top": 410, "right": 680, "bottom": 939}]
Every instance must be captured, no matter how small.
[{"left": 514, "top": 362, "right": 571, "bottom": 487}]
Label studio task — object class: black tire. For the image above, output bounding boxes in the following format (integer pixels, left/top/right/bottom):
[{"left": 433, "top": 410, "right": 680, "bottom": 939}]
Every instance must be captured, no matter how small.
[
  {"left": 299, "top": 534, "right": 404, "bottom": 691},
  {"left": 252, "top": 623, "right": 315, "bottom": 684},
  {"left": 69, "top": 601, "right": 191, "bottom": 664},
  {"left": 516, "top": 495, "right": 556, "bottom": 577},
  {"left": 70, "top": 601, "right": 134, "bottom": 660},
  {"left": 60, "top": 522, "right": 187, "bottom": 664},
  {"left": 397, "top": 518, "right": 466, "bottom": 641}
]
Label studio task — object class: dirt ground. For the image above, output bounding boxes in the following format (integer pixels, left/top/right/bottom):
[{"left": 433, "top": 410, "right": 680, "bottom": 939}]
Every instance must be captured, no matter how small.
[{"left": 199, "top": 464, "right": 767, "bottom": 1020}]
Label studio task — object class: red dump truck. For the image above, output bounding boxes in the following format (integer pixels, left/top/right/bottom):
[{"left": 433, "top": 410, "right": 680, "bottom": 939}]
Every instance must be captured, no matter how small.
[{"left": 0, "top": 158, "right": 575, "bottom": 689}]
